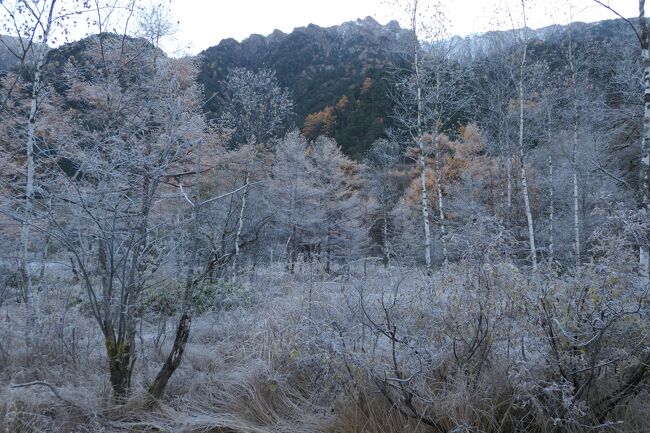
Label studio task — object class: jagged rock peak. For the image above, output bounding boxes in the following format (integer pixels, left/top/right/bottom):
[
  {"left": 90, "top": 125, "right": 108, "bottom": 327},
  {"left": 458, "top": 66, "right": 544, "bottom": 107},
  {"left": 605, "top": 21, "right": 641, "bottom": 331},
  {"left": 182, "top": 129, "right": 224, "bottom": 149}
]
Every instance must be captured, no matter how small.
[{"left": 210, "top": 16, "right": 409, "bottom": 49}]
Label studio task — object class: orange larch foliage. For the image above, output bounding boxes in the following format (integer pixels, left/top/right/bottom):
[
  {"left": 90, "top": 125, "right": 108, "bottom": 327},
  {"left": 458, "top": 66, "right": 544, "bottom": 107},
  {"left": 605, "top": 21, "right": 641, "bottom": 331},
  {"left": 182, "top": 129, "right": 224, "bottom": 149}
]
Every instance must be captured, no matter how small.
[
  {"left": 361, "top": 77, "right": 373, "bottom": 93},
  {"left": 401, "top": 123, "right": 501, "bottom": 215},
  {"left": 335, "top": 95, "right": 349, "bottom": 111},
  {"left": 303, "top": 106, "right": 337, "bottom": 139}
]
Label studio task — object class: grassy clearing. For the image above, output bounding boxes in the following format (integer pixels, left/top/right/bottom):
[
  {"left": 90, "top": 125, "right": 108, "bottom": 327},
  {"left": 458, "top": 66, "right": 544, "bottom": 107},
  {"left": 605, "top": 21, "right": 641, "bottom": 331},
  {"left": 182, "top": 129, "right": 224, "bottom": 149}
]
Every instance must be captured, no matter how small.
[{"left": 1, "top": 262, "right": 648, "bottom": 433}]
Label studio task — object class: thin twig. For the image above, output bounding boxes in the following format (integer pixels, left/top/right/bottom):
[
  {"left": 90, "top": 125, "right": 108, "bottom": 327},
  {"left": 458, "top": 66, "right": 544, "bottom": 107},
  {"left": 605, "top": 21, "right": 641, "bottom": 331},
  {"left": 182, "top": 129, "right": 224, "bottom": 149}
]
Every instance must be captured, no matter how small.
[
  {"left": 592, "top": 0, "right": 643, "bottom": 46},
  {"left": 11, "top": 381, "right": 74, "bottom": 406}
]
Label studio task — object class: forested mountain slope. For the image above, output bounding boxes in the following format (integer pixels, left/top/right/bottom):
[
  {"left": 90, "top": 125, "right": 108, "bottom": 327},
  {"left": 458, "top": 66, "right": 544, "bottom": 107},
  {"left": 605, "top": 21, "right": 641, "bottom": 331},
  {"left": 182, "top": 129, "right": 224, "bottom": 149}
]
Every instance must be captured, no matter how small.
[
  {"left": 197, "top": 17, "right": 638, "bottom": 158},
  {"left": 0, "top": 17, "right": 637, "bottom": 160},
  {"left": 198, "top": 16, "right": 412, "bottom": 157}
]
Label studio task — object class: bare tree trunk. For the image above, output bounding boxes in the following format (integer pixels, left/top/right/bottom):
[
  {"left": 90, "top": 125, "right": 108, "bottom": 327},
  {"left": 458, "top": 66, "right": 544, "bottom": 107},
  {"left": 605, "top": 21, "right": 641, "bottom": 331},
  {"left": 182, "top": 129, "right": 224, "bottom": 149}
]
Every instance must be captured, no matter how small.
[
  {"left": 506, "top": 156, "right": 512, "bottom": 212},
  {"left": 325, "top": 229, "right": 331, "bottom": 274},
  {"left": 571, "top": 112, "right": 581, "bottom": 265},
  {"left": 411, "top": 1, "right": 432, "bottom": 271},
  {"left": 549, "top": 154, "right": 555, "bottom": 263},
  {"left": 149, "top": 141, "right": 203, "bottom": 399},
  {"left": 286, "top": 183, "right": 297, "bottom": 274},
  {"left": 568, "top": 26, "right": 581, "bottom": 266},
  {"left": 498, "top": 157, "right": 506, "bottom": 223},
  {"left": 640, "top": 1, "right": 650, "bottom": 278},
  {"left": 519, "top": 115, "right": 537, "bottom": 271},
  {"left": 232, "top": 168, "right": 250, "bottom": 283},
  {"left": 547, "top": 107, "right": 555, "bottom": 264},
  {"left": 418, "top": 150, "right": 432, "bottom": 270},
  {"left": 105, "top": 323, "right": 135, "bottom": 402},
  {"left": 148, "top": 313, "right": 190, "bottom": 399},
  {"left": 434, "top": 137, "right": 448, "bottom": 265},
  {"left": 382, "top": 206, "right": 391, "bottom": 268},
  {"left": 287, "top": 226, "right": 296, "bottom": 274},
  {"left": 20, "top": 3, "right": 56, "bottom": 305},
  {"left": 517, "top": 2, "right": 538, "bottom": 272}
]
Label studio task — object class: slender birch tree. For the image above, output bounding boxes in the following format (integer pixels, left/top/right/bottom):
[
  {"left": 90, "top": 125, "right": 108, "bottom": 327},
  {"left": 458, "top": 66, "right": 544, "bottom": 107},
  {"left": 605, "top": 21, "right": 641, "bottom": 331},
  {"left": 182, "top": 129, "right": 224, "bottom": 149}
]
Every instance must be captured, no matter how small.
[
  {"left": 0, "top": 0, "right": 89, "bottom": 305},
  {"left": 547, "top": 105, "right": 555, "bottom": 263},
  {"left": 515, "top": 0, "right": 538, "bottom": 271},
  {"left": 410, "top": 0, "right": 433, "bottom": 270},
  {"left": 566, "top": 21, "right": 582, "bottom": 266},
  {"left": 639, "top": 1, "right": 650, "bottom": 278},
  {"left": 390, "top": 0, "right": 461, "bottom": 269}
]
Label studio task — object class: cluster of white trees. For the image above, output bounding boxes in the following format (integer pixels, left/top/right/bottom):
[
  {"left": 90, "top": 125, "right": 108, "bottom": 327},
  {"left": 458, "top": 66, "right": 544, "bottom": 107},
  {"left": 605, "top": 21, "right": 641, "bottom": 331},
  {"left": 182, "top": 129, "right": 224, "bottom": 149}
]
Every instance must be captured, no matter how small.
[{"left": 378, "top": 0, "right": 650, "bottom": 277}]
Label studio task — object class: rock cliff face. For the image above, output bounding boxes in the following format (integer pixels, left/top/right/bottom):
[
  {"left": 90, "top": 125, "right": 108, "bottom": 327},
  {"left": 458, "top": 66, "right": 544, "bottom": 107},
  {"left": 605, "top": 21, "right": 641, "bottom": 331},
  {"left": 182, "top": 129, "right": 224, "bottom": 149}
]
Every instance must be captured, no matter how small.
[{"left": 198, "top": 17, "right": 413, "bottom": 157}]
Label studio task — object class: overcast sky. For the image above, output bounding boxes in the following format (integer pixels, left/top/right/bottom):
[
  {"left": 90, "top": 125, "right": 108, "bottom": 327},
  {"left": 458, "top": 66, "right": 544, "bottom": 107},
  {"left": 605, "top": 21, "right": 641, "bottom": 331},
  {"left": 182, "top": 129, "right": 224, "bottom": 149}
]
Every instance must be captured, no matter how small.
[{"left": 163, "top": 0, "right": 637, "bottom": 55}]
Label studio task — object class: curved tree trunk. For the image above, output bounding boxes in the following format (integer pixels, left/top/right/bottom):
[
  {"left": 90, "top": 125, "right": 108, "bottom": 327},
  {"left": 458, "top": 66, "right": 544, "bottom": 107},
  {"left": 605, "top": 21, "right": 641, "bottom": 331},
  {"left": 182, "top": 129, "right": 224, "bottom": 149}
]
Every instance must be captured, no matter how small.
[
  {"left": 148, "top": 313, "right": 191, "bottom": 399},
  {"left": 148, "top": 142, "right": 203, "bottom": 399}
]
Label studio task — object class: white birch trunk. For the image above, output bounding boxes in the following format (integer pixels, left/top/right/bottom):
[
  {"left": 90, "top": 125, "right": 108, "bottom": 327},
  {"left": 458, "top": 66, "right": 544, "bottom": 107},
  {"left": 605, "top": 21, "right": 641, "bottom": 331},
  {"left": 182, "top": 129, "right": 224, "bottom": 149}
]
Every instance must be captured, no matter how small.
[
  {"left": 419, "top": 148, "right": 432, "bottom": 270},
  {"left": 20, "top": 12, "right": 54, "bottom": 303},
  {"left": 506, "top": 156, "right": 512, "bottom": 211},
  {"left": 19, "top": 3, "right": 57, "bottom": 354},
  {"left": 499, "top": 160, "right": 505, "bottom": 221},
  {"left": 520, "top": 156, "right": 537, "bottom": 271},
  {"left": 383, "top": 206, "right": 391, "bottom": 268},
  {"left": 568, "top": 26, "right": 581, "bottom": 266},
  {"left": 640, "top": 1, "right": 650, "bottom": 278},
  {"left": 435, "top": 137, "right": 448, "bottom": 265},
  {"left": 517, "top": 7, "right": 538, "bottom": 272},
  {"left": 231, "top": 168, "right": 250, "bottom": 283},
  {"left": 571, "top": 108, "right": 581, "bottom": 266},
  {"left": 411, "top": 0, "right": 432, "bottom": 270},
  {"left": 547, "top": 108, "right": 555, "bottom": 263},
  {"left": 20, "top": 82, "right": 38, "bottom": 302},
  {"left": 549, "top": 153, "right": 555, "bottom": 263}
]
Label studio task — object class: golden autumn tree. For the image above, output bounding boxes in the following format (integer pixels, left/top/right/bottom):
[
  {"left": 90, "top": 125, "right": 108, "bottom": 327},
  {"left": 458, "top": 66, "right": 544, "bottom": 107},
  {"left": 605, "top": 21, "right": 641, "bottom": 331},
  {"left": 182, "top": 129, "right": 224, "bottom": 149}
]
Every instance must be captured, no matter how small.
[
  {"left": 302, "top": 106, "right": 336, "bottom": 139},
  {"left": 444, "top": 123, "right": 501, "bottom": 215},
  {"left": 402, "top": 124, "right": 501, "bottom": 223},
  {"left": 335, "top": 95, "right": 350, "bottom": 111}
]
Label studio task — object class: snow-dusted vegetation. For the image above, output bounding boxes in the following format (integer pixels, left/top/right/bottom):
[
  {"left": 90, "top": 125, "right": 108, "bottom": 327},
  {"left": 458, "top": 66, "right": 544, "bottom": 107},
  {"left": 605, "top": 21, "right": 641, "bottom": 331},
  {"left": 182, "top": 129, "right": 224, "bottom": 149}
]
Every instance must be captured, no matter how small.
[
  {"left": 0, "top": 0, "right": 649, "bottom": 432},
  {"left": 2, "top": 258, "right": 649, "bottom": 432}
]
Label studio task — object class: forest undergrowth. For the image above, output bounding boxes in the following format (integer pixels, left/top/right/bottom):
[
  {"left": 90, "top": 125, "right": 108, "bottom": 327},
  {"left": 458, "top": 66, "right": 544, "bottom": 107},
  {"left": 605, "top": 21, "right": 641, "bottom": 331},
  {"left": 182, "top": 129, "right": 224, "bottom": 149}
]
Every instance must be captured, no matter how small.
[{"left": 1, "top": 258, "right": 648, "bottom": 433}]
